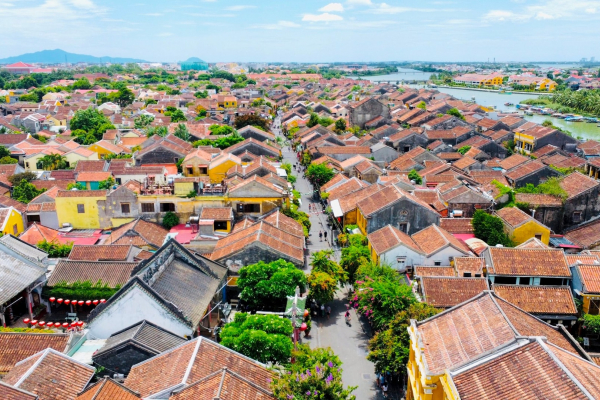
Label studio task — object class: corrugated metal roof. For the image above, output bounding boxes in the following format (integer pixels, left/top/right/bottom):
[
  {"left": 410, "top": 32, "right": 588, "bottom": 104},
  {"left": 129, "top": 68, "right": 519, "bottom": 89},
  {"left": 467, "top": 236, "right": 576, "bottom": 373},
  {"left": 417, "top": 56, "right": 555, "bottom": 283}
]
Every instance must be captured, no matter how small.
[{"left": 0, "top": 240, "right": 47, "bottom": 305}]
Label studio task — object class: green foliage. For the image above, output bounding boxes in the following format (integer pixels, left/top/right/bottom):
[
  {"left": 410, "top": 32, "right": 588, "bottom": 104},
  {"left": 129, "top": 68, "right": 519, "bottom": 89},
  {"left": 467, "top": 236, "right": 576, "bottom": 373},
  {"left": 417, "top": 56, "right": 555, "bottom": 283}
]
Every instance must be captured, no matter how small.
[
  {"left": 7, "top": 171, "right": 37, "bottom": 186},
  {"left": 37, "top": 240, "right": 73, "bottom": 258},
  {"left": 43, "top": 280, "right": 120, "bottom": 300},
  {"left": 18, "top": 93, "right": 39, "bottom": 103},
  {"left": 102, "top": 87, "right": 135, "bottom": 108},
  {"left": 0, "top": 156, "right": 17, "bottom": 164},
  {"left": 13, "top": 179, "right": 44, "bottom": 203},
  {"left": 208, "top": 124, "right": 234, "bottom": 135},
  {"left": 306, "top": 163, "right": 335, "bottom": 186},
  {"left": 281, "top": 206, "right": 311, "bottom": 237},
  {"left": 287, "top": 174, "right": 297, "bottom": 184},
  {"left": 457, "top": 145, "right": 471, "bottom": 155},
  {"left": 146, "top": 126, "right": 168, "bottom": 138},
  {"left": 194, "top": 90, "right": 208, "bottom": 99},
  {"left": 446, "top": 107, "right": 465, "bottom": 120},
  {"left": 162, "top": 211, "right": 179, "bottom": 229},
  {"left": 354, "top": 271, "right": 416, "bottom": 331},
  {"left": 367, "top": 303, "right": 440, "bottom": 375},
  {"left": 237, "top": 259, "right": 307, "bottom": 310},
  {"left": 416, "top": 101, "right": 427, "bottom": 110},
  {"left": 334, "top": 118, "right": 347, "bottom": 133},
  {"left": 307, "top": 113, "right": 320, "bottom": 128},
  {"left": 67, "top": 182, "right": 87, "bottom": 190},
  {"left": 185, "top": 190, "right": 197, "bottom": 198},
  {"left": 311, "top": 250, "right": 346, "bottom": 283},
  {"left": 514, "top": 177, "right": 568, "bottom": 201},
  {"left": 72, "top": 77, "right": 92, "bottom": 90},
  {"left": 0, "top": 145, "right": 10, "bottom": 159},
  {"left": 280, "top": 162, "right": 292, "bottom": 175},
  {"left": 98, "top": 177, "right": 116, "bottom": 189},
  {"left": 220, "top": 313, "right": 293, "bottom": 365},
  {"left": 408, "top": 169, "right": 422, "bottom": 184},
  {"left": 173, "top": 123, "right": 191, "bottom": 141},
  {"left": 39, "top": 154, "right": 67, "bottom": 170},
  {"left": 472, "top": 209, "right": 513, "bottom": 247},
  {"left": 192, "top": 132, "right": 244, "bottom": 149},
  {"left": 354, "top": 261, "right": 399, "bottom": 284},
  {"left": 134, "top": 114, "right": 154, "bottom": 129},
  {"left": 70, "top": 109, "right": 115, "bottom": 143},
  {"left": 340, "top": 235, "right": 371, "bottom": 283},
  {"left": 164, "top": 107, "right": 187, "bottom": 123},
  {"left": 0, "top": 327, "right": 54, "bottom": 333},
  {"left": 104, "top": 153, "right": 132, "bottom": 160},
  {"left": 271, "top": 345, "right": 357, "bottom": 400},
  {"left": 549, "top": 165, "right": 585, "bottom": 176},
  {"left": 582, "top": 313, "right": 600, "bottom": 334},
  {"left": 234, "top": 114, "right": 270, "bottom": 131},
  {"left": 307, "top": 271, "right": 337, "bottom": 304}
]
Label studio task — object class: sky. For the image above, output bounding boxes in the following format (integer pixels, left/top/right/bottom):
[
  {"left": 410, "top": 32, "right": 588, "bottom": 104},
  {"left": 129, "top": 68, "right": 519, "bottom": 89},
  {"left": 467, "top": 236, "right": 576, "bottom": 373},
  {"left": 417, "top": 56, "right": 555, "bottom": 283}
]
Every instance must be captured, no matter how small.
[{"left": 0, "top": 0, "right": 599, "bottom": 63}]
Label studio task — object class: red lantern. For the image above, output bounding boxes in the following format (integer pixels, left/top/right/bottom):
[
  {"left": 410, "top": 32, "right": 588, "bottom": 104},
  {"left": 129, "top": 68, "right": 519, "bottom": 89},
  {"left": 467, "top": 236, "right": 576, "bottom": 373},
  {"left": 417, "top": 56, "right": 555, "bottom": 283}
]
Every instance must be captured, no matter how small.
[
  {"left": 62, "top": 322, "right": 69, "bottom": 328},
  {"left": 100, "top": 299, "right": 106, "bottom": 303},
  {"left": 57, "top": 298, "right": 63, "bottom": 304},
  {"left": 303, "top": 309, "right": 309, "bottom": 318},
  {"left": 78, "top": 321, "right": 84, "bottom": 327},
  {"left": 49, "top": 297, "right": 56, "bottom": 303},
  {"left": 64, "top": 299, "right": 70, "bottom": 305},
  {"left": 23, "top": 318, "right": 30, "bottom": 324},
  {"left": 78, "top": 301, "right": 84, "bottom": 306},
  {"left": 31, "top": 320, "right": 38, "bottom": 326},
  {"left": 85, "top": 300, "right": 91, "bottom": 306},
  {"left": 46, "top": 322, "right": 54, "bottom": 327},
  {"left": 92, "top": 300, "right": 99, "bottom": 306},
  {"left": 38, "top": 321, "right": 46, "bottom": 327},
  {"left": 300, "top": 322, "right": 307, "bottom": 331}
]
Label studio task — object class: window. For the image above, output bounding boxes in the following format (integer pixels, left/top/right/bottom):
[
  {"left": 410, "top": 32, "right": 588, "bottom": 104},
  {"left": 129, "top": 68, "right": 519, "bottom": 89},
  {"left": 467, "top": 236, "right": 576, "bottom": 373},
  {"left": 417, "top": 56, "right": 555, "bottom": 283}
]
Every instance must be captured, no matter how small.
[
  {"left": 77, "top": 204, "right": 85, "bottom": 213},
  {"left": 237, "top": 203, "right": 260, "bottom": 213},
  {"left": 13, "top": 224, "right": 18, "bottom": 235},
  {"left": 434, "top": 261, "right": 441, "bottom": 266},
  {"left": 214, "top": 221, "right": 228, "bottom": 230},
  {"left": 398, "top": 222, "right": 408, "bottom": 233},
  {"left": 187, "top": 167, "right": 194, "bottom": 175},
  {"left": 540, "top": 277, "right": 564, "bottom": 286},
  {"left": 396, "top": 256, "right": 406, "bottom": 268},
  {"left": 403, "top": 146, "right": 410, "bottom": 153},
  {"left": 464, "top": 272, "right": 472, "bottom": 277},
  {"left": 121, "top": 203, "right": 131, "bottom": 214},
  {"left": 141, "top": 203, "right": 155, "bottom": 213},
  {"left": 494, "top": 276, "right": 517, "bottom": 285},
  {"left": 535, "top": 234, "right": 542, "bottom": 240},
  {"left": 520, "top": 277, "right": 531, "bottom": 285},
  {"left": 589, "top": 299, "right": 600, "bottom": 315},
  {"left": 474, "top": 274, "right": 481, "bottom": 278},
  {"left": 573, "top": 211, "right": 582, "bottom": 223},
  {"left": 160, "top": 203, "right": 176, "bottom": 212},
  {"left": 25, "top": 162, "right": 29, "bottom": 168},
  {"left": 199, "top": 167, "right": 208, "bottom": 175}
]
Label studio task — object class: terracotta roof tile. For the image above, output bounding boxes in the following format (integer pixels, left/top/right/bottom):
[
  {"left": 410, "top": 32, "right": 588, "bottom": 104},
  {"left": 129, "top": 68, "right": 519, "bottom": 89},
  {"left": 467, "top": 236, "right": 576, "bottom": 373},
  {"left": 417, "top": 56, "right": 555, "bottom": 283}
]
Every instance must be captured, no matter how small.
[
  {"left": 575, "top": 264, "right": 600, "bottom": 294},
  {"left": 565, "top": 219, "right": 600, "bottom": 249},
  {"left": 514, "top": 193, "right": 563, "bottom": 207},
  {"left": 560, "top": 171, "right": 599, "bottom": 199},
  {"left": 0, "top": 382, "right": 38, "bottom": 400},
  {"left": 565, "top": 254, "right": 600, "bottom": 266},
  {"left": 75, "top": 378, "right": 140, "bottom": 400},
  {"left": 493, "top": 285, "right": 577, "bottom": 315},
  {"left": 199, "top": 207, "right": 233, "bottom": 221},
  {"left": 47, "top": 260, "right": 138, "bottom": 287},
  {"left": 499, "top": 154, "right": 529, "bottom": 170},
  {"left": 505, "top": 160, "right": 546, "bottom": 181},
  {"left": 420, "top": 277, "right": 488, "bottom": 308},
  {"left": 453, "top": 257, "right": 484, "bottom": 275},
  {"left": 76, "top": 171, "right": 112, "bottom": 182},
  {"left": 68, "top": 244, "right": 132, "bottom": 261},
  {"left": 0, "top": 333, "right": 70, "bottom": 375},
  {"left": 413, "top": 266, "right": 455, "bottom": 277},
  {"left": 367, "top": 225, "right": 423, "bottom": 255},
  {"left": 487, "top": 247, "right": 570, "bottom": 277},
  {"left": 105, "top": 219, "right": 168, "bottom": 249},
  {"left": 439, "top": 218, "right": 474, "bottom": 234},
  {"left": 495, "top": 206, "right": 534, "bottom": 228},
  {"left": 411, "top": 225, "right": 470, "bottom": 256}
]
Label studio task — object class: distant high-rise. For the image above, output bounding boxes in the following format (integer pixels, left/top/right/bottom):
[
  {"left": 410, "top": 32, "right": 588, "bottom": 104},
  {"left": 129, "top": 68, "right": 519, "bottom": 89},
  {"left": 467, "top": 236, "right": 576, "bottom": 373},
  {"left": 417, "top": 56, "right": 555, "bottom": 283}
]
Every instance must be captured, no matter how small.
[
  {"left": 591, "top": 57, "right": 596, "bottom": 63},
  {"left": 580, "top": 57, "right": 588, "bottom": 63}
]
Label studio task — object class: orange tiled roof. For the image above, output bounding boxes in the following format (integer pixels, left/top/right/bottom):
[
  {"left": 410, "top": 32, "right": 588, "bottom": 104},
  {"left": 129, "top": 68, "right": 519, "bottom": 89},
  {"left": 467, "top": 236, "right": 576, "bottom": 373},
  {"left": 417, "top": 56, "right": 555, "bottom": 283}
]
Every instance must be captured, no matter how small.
[
  {"left": 413, "top": 266, "right": 455, "bottom": 277},
  {"left": 0, "top": 333, "right": 70, "bottom": 375},
  {"left": 486, "top": 247, "right": 570, "bottom": 277},
  {"left": 367, "top": 224, "right": 423, "bottom": 255},
  {"left": 421, "top": 277, "right": 488, "bottom": 308},
  {"left": 493, "top": 285, "right": 577, "bottom": 315},
  {"left": 75, "top": 378, "right": 140, "bottom": 400}
]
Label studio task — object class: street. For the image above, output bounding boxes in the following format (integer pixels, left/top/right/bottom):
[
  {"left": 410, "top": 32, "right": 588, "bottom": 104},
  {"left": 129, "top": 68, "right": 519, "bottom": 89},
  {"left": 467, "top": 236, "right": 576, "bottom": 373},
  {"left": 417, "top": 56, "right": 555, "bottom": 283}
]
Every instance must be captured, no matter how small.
[{"left": 273, "top": 114, "right": 386, "bottom": 400}]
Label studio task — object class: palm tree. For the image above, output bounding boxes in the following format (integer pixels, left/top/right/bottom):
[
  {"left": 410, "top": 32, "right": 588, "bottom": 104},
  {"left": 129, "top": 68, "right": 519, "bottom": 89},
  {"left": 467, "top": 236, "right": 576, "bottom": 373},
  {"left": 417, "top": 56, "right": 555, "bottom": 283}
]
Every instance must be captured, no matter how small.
[{"left": 39, "top": 153, "right": 67, "bottom": 170}]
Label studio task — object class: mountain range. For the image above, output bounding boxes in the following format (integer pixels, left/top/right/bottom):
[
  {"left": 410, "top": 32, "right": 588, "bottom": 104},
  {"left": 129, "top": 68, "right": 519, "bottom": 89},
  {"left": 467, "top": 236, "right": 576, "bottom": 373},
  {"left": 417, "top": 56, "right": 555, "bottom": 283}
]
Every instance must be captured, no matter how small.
[{"left": 0, "top": 49, "right": 147, "bottom": 65}]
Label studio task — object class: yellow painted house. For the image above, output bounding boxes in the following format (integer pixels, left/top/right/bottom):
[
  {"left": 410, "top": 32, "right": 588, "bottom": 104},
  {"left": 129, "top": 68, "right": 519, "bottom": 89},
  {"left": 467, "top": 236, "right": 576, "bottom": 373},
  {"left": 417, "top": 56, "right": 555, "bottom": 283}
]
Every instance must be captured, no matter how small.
[
  {"left": 55, "top": 190, "right": 107, "bottom": 229},
  {"left": 0, "top": 207, "right": 25, "bottom": 236},
  {"left": 513, "top": 129, "right": 535, "bottom": 154},
  {"left": 208, "top": 152, "right": 242, "bottom": 183},
  {"left": 182, "top": 148, "right": 213, "bottom": 177},
  {"left": 88, "top": 140, "right": 130, "bottom": 159},
  {"left": 406, "top": 291, "right": 587, "bottom": 400},
  {"left": 494, "top": 206, "right": 551, "bottom": 245}
]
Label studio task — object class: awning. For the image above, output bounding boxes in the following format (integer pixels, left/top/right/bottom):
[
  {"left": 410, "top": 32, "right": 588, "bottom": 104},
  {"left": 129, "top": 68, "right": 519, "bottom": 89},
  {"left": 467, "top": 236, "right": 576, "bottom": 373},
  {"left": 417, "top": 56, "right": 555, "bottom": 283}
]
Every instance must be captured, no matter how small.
[{"left": 330, "top": 199, "right": 343, "bottom": 218}]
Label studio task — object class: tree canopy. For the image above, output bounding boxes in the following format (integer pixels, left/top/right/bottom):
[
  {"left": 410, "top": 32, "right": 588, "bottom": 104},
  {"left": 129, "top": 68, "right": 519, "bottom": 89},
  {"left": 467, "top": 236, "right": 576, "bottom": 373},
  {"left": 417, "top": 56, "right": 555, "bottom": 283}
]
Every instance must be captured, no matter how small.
[
  {"left": 306, "top": 163, "right": 335, "bottom": 186},
  {"left": 237, "top": 259, "right": 307, "bottom": 310},
  {"left": 13, "top": 179, "right": 44, "bottom": 203},
  {"left": 70, "top": 109, "right": 115, "bottom": 144},
  {"left": 472, "top": 209, "right": 513, "bottom": 247}
]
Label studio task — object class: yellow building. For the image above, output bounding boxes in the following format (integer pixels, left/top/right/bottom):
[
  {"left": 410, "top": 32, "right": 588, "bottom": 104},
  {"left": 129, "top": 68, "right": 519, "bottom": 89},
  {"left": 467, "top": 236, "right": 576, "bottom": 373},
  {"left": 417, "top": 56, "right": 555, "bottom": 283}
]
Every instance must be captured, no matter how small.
[
  {"left": 494, "top": 206, "right": 551, "bottom": 245},
  {"left": 55, "top": 190, "right": 107, "bottom": 229},
  {"left": 0, "top": 207, "right": 25, "bottom": 236},
  {"left": 182, "top": 148, "right": 213, "bottom": 177},
  {"left": 208, "top": 152, "right": 242, "bottom": 183},
  {"left": 453, "top": 73, "right": 504, "bottom": 87},
  {"left": 513, "top": 130, "right": 536, "bottom": 154},
  {"left": 88, "top": 140, "right": 130, "bottom": 159},
  {"left": 406, "top": 291, "right": 588, "bottom": 400}
]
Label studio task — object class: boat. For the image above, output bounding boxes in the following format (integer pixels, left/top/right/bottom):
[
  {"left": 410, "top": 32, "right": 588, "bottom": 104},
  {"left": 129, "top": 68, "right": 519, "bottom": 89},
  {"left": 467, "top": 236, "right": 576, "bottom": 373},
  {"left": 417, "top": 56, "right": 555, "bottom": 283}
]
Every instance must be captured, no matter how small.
[
  {"left": 584, "top": 117, "right": 599, "bottom": 123},
  {"left": 565, "top": 116, "right": 584, "bottom": 122},
  {"left": 504, "top": 102, "right": 514, "bottom": 106},
  {"left": 525, "top": 110, "right": 534, "bottom": 116}
]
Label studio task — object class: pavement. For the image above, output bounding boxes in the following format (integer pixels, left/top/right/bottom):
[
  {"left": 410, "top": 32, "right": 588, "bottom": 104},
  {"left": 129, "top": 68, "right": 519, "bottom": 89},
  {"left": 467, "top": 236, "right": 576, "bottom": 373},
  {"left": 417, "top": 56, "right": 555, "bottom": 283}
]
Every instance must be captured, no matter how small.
[{"left": 273, "top": 115, "right": 387, "bottom": 399}]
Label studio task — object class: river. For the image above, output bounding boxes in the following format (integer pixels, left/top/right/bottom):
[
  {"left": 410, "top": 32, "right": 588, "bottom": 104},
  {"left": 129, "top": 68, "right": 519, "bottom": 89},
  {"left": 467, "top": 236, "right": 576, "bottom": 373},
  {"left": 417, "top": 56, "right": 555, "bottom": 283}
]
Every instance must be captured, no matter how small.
[{"left": 349, "top": 67, "right": 432, "bottom": 82}]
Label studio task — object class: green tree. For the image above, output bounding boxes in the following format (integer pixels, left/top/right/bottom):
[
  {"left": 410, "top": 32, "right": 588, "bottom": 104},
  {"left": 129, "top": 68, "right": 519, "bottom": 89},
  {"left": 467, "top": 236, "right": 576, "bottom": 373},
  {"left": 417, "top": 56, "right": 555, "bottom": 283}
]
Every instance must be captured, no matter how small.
[
  {"left": 271, "top": 345, "right": 357, "bottom": 400},
  {"left": 37, "top": 240, "right": 74, "bottom": 258},
  {"left": 340, "top": 237, "right": 371, "bottom": 283},
  {"left": 416, "top": 101, "right": 427, "bottom": 110},
  {"left": 67, "top": 182, "right": 87, "bottom": 190},
  {"left": 0, "top": 156, "right": 17, "bottom": 164},
  {"left": 408, "top": 169, "right": 422, "bottom": 184},
  {"left": 72, "top": 77, "right": 92, "bottom": 90},
  {"left": 310, "top": 250, "right": 346, "bottom": 283},
  {"left": 307, "top": 271, "right": 337, "bottom": 304},
  {"left": 0, "top": 145, "right": 11, "bottom": 159},
  {"left": 472, "top": 209, "right": 513, "bottom": 247},
  {"left": 306, "top": 113, "right": 320, "bottom": 128},
  {"left": 134, "top": 114, "right": 154, "bottom": 129},
  {"left": 70, "top": 109, "right": 115, "bottom": 142},
  {"left": 234, "top": 114, "right": 270, "bottom": 131},
  {"left": 446, "top": 107, "right": 465, "bottom": 120},
  {"left": 208, "top": 124, "right": 234, "bottom": 135},
  {"left": 39, "top": 154, "right": 67, "bottom": 170},
  {"left": 457, "top": 145, "right": 471, "bottom": 155},
  {"left": 98, "top": 177, "right": 116, "bottom": 189},
  {"left": 194, "top": 90, "right": 208, "bottom": 98},
  {"left": 220, "top": 313, "right": 293, "bottom": 365},
  {"left": 162, "top": 211, "right": 179, "bottom": 229},
  {"left": 146, "top": 126, "right": 168, "bottom": 138},
  {"left": 367, "top": 303, "right": 440, "bottom": 375},
  {"left": 7, "top": 171, "right": 37, "bottom": 186},
  {"left": 111, "top": 87, "right": 135, "bottom": 108},
  {"left": 192, "top": 132, "right": 244, "bottom": 149},
  {"left": 12, "top": 179, "right": 44, "bottom": 203},
  {"left": 165, "top": 107, "right": 187, "bottom": 123},
  {"left": 237, "top": 259, "right": 307, "bottom": 310},
  {"left": 334, "top": 118, "right": 347, "bottom": 133},
  {"left": 173, "top": 123, "right": 191, "bottom": 141},
  {"left": 306, "top": 163, "right": 335, "bottom": 186}
]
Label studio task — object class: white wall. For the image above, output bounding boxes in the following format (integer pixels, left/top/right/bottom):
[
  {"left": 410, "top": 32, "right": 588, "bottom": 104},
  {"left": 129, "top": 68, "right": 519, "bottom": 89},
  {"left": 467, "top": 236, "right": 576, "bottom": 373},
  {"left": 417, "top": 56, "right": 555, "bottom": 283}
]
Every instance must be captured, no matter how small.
[
  {"left": 421, "top": 246, "right": 468, "bottom": 266},
  {"left": 87, "top": 286, "right": 193, "bottom": 339},
  {"left": 380, "top": 245, "right": 425, "bottom": 271}
]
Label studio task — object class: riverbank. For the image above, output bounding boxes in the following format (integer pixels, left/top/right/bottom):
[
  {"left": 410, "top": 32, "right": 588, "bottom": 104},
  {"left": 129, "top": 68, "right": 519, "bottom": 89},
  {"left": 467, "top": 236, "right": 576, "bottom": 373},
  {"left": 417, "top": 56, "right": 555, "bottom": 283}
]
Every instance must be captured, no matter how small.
[{"left": 434, "top": 85, "right": 546, "bottom": 96}]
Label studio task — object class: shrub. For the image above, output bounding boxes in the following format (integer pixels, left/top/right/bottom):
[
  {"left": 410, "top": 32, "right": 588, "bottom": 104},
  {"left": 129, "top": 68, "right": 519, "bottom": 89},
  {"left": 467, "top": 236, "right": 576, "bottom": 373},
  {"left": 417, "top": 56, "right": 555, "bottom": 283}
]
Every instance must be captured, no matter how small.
[{"left": 162, "top": 211, "right": 180, "bottom": 229}]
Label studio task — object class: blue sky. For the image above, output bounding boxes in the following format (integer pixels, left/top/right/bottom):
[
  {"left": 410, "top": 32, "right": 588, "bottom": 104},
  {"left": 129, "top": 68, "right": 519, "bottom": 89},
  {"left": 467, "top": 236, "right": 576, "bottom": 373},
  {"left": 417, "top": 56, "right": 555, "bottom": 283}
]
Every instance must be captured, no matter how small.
[{"left": 0, "top": 0, "right": 599, "bottom": 62}]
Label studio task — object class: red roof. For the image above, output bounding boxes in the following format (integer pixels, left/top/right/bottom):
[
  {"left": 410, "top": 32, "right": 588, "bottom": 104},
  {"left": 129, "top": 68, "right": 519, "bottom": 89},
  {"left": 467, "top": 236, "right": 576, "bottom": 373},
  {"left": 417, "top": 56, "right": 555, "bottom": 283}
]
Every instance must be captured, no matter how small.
[{"left": 5, "top": 61, "right": 35, "bottom": 68}]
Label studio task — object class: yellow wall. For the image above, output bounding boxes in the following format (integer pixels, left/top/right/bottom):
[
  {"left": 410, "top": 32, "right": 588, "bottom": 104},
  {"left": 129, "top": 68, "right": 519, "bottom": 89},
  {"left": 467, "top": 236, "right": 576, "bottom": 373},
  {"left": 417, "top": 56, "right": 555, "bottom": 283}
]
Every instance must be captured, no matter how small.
[
  {"left": 89, "top": 143, "right": 116, "bottom": 158},
  {"left": 182, "top": 159, "right": 210, "bottom": 177},
  {"left": 65, "top": 152, "right": 99, "bottom": 168},
  {"left": 344, "top": 209, "right": 358, "bottom": 226},
  {"left": 514, "top": 131, "right": 535, "bottom": 154},
  {"left": 357, "top": 209, "right": 367, "bottom": 235},
  {"left": 110, "top": 217, "right": 135, "bottom": 228},
  {"left": 209, "top": 159, "right": 239, "bottom": 183},
  {"left": 1, "top": 209, "right": 24, "bottom": 236},
  {"left": 507, "top": 220, "right": 551, "bottom": 245},
  {"left": 174, "top": 181, "right": 195, "bottom": 196},
  {"left": 481, "top": 76, "right": 503, "bottom": 86},
  {"left": 56, "top": 195, "right": 106, "bottom": 229}
]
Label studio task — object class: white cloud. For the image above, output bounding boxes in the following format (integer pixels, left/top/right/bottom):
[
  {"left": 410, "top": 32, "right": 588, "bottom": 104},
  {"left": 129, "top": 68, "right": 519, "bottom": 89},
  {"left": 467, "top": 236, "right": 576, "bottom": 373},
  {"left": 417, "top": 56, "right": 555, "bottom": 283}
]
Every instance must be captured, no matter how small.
[
  {"left": 319, "top": 3, "right": 344, "bottom": 12},
  {"left": 368, "top": 3, "right": 441, "bottom": 14},
  {"left": 157, "top": 32, "right": 173, "bottom": 37},
  {"left": 485, "top": 0, "right": 600, "bottom": 22},
  {"left": 302, "top": 12, "right": 343, "bottom": 21},
  {"left": 347, "top": 0, "right": 372, "bottom": 5},
  {"left": 226, "top": 5, "right": 255, "bottom": 11},
  {"left": 252, "top": 20, "right": 301, "bottom": 29}
]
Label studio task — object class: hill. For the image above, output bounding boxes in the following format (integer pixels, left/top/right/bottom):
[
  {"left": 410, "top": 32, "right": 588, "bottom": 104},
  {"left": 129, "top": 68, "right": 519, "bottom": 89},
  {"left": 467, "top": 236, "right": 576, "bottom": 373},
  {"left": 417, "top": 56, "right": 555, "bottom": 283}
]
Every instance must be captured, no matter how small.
[{"left": 0, "top": 49, "right": 147, "bottom": 65}]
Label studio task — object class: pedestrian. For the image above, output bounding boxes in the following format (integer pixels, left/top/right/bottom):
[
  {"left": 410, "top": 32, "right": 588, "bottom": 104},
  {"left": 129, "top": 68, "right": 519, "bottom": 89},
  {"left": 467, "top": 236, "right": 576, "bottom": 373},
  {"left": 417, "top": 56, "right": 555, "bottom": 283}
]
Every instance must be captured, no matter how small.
[
  {"left": 378, "top": 374, "right": 385, "bottom": 388},
  {"left": 382, "top": 383, "right": 388, "bottom": 398},
  {"left": 320, "top": 304, "right": 325, "bottom": 317},
  {"left": 324, "top": 230, "right": 328, "bottom": 241},
  {"left": 345, "top": 310, "right": 351, "bottom": 324},
  {"left": 319, "top": 231, "right": 323, "bottom": 242},
  {"left": 326, "top": 305, "right": 331, "bottom": 319}
]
